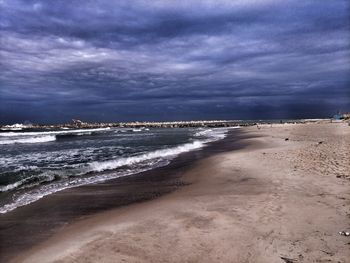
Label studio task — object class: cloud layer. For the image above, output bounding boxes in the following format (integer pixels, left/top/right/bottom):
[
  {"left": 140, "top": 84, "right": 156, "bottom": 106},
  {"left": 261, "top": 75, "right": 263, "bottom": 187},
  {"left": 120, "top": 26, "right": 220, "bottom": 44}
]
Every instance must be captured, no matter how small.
[{"left": 1, "top": 0, "right": 349, "bottom": 123}]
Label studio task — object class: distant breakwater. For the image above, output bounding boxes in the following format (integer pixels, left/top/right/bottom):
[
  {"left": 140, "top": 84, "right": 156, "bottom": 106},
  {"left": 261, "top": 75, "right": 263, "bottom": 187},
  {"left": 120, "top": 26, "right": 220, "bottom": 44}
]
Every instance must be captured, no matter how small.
[{"left": 0, "top": 119, "right": 330, "bottom": 132}]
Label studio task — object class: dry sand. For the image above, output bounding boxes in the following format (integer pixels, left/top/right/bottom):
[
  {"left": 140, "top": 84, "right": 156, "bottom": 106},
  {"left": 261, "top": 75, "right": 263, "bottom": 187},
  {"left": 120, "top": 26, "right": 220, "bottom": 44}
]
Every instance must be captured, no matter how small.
[{"left": 12, "top": 123, "right": 350, "bottom": 263}]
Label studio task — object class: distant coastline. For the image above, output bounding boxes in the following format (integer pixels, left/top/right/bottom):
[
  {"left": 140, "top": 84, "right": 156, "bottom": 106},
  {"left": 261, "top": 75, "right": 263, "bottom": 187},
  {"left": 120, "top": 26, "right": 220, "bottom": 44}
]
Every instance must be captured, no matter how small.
[{"left": 0, "top": 118, "right": 333, "bottom": 131}]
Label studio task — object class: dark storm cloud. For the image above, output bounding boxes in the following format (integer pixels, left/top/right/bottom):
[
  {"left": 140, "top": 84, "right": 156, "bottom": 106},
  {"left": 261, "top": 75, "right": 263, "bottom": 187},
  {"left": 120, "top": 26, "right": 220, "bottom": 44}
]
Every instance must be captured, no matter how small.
[{"left": 0, "top": 0, "right": 349, "bottom": 123}]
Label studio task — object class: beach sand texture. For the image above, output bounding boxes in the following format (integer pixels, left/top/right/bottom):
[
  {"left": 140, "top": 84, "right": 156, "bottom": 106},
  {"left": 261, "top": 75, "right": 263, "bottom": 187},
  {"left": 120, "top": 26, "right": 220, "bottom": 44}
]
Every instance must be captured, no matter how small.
[{"left": 11, "top": 123, "right": 350, "bottom": 263}]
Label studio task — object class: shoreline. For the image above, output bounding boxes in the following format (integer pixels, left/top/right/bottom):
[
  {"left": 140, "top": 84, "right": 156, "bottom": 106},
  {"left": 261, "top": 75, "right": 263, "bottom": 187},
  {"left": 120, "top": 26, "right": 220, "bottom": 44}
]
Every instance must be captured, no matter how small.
[
  {"left": 0, "top": 128, "right": 249, "bottom": 262},
  {"left": 3, "top": 123, "right": 350, "bottom": 262}
]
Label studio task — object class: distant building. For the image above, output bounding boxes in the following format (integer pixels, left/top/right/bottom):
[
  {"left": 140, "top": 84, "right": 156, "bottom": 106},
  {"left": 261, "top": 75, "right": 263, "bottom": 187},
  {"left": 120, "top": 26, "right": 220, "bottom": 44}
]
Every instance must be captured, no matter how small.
[{"left": 72, "top": 119, "right": 85, "bottom": 127}]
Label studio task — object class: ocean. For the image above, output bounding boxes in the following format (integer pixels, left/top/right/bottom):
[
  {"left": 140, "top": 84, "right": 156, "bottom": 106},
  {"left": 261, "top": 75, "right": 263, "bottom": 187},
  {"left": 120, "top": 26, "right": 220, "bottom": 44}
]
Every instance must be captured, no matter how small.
[{"left": 0, "top": 127, "right": 231, "bottom": 214}]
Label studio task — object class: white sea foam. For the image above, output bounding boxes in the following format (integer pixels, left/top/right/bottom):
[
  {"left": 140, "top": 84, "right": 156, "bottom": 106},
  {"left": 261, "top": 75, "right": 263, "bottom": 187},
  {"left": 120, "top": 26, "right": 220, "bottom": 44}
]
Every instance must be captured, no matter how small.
[
  {"left": 0, "top": 173, "right": 48, "bottom": 192},
  {"left": 0, "top": 127, "right": 111, "bottom": 145},
  {"left": 0, "top": 181, "right": 24, "bottom": 192},
  {"left": 0, "top": 127, "right": 110, "bottom": 137},
  {"left": 0, "top": 135, "right": 56, "bottom": 145},
  {"left": 195, "top": 127, "right": 234, "bottom": 141},
  {"left": 0, "top": 160, "right": 168, "bottom": 214},
  {"left": 194, "top": 129, "right": 211, "bottom": 137},
  {"left": 0, "top": 147, "right": 122, "bottom": 170},
  {"left": 88, "top": 140, "right": 205, "bottom": 172}
]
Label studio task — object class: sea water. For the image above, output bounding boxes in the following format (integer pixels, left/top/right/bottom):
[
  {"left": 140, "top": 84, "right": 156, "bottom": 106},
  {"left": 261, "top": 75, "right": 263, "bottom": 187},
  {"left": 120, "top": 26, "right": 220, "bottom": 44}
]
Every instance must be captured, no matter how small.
[{"left": 0, "top": 127, "right": 230, "bottom": 213}]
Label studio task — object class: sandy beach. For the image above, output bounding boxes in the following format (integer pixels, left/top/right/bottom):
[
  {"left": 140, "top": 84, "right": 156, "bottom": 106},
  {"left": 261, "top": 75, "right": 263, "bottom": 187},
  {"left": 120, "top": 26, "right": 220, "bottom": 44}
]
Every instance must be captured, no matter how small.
[{"left": 6, "top": 122, "right": 350, "bottom": 263}]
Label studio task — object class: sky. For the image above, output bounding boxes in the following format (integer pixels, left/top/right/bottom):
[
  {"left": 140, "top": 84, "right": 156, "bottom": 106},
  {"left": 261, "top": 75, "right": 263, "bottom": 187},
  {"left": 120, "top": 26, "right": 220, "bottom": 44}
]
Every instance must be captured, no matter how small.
[{"left": 0, "top": 0, "right": 349, "bottom": 124}]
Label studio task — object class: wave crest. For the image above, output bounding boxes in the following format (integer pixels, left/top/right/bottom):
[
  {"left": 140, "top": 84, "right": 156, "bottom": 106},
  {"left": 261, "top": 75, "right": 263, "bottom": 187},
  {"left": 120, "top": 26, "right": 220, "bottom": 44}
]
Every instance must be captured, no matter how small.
[
  {"left": 0, "top": 135, "right": 56, "bottom": 145},
  {"left": 0, "top": 127, "right": 110, "bottom": 137},
  {"left": 89, "top": 140, "right": 204, "bottom": 172}
]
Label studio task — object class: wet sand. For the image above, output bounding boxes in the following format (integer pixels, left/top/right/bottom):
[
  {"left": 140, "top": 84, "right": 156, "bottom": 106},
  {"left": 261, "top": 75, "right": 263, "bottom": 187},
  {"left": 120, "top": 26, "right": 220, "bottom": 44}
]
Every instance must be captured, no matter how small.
[{"left": 3, "top": 123, "right": 350, "bottom": 262}]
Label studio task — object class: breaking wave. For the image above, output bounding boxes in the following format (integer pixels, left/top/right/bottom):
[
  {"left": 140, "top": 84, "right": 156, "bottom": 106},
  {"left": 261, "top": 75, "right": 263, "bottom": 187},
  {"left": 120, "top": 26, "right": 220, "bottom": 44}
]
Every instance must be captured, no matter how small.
[
  {"left": 0, "top": 135, "right": 56, "bottom": 145},
  {"left": 88, "top": 140, "right": 205, "bottom": 172},
  {"left": 0, "top": 127, "right": 110, "bottom": 137},
  {"left": 0, "top": 128, "right": 112, "bottom": 145}
]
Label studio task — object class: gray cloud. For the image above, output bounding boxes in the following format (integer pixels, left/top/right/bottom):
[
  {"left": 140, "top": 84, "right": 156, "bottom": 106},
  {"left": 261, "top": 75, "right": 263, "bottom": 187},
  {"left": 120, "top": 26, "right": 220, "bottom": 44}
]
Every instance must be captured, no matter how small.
[{"left": 0, "top": 0, "right": 349, "bottom": 123}]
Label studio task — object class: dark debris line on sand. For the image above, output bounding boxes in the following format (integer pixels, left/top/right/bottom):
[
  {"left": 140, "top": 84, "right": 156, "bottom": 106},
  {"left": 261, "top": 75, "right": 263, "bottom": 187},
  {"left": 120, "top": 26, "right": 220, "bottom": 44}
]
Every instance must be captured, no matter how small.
[{"left": 280, "top": 256, "right": 297, "bottom": 262}]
